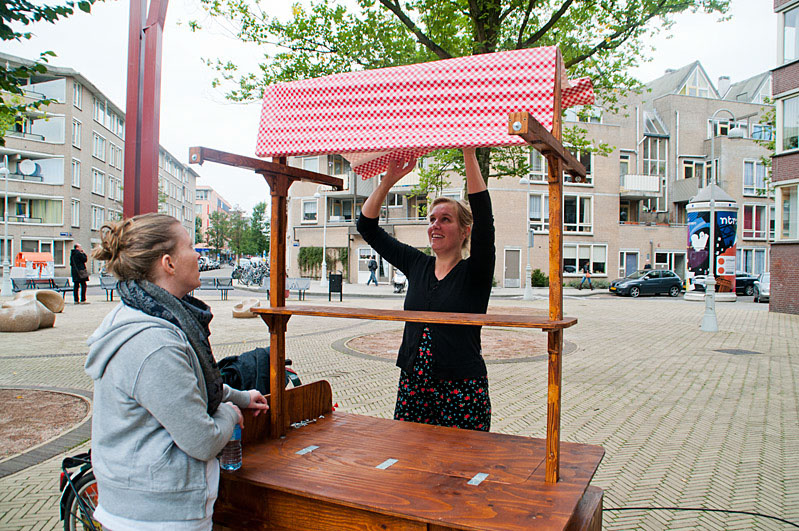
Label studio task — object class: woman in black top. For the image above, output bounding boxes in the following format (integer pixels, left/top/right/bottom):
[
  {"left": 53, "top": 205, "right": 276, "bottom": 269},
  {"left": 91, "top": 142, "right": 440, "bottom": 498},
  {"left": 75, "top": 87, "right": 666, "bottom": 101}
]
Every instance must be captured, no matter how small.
[{"left": 357, "top": 148, "right": 495, "bottom": 431}]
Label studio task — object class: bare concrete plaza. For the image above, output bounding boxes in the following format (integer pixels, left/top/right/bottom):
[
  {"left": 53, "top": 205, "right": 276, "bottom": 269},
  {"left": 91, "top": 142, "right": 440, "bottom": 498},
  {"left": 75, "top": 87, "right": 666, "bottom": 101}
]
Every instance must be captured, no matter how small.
[{"left": 1, "top": 282, "right": 797, "bottom": 530}]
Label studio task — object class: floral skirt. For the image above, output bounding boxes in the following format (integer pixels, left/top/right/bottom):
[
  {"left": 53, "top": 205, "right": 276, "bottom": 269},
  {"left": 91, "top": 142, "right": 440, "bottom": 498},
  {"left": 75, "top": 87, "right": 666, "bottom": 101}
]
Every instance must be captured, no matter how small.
[{"left": 394, "top": 327, "right": 491, "bottom": 431}]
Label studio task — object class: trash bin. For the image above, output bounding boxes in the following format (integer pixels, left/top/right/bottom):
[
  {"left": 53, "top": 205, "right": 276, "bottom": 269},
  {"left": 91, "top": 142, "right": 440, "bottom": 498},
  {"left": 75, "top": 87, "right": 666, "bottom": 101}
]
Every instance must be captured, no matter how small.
[{"left": 329, "top": 273, "right": 343, "bottom": 302}]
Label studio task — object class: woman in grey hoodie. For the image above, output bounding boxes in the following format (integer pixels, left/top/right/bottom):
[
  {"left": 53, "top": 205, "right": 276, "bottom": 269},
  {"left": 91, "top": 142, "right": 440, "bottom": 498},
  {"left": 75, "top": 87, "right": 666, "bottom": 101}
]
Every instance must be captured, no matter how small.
[{"left": 85, "top": 213, "right": 269, "bottom": 530}]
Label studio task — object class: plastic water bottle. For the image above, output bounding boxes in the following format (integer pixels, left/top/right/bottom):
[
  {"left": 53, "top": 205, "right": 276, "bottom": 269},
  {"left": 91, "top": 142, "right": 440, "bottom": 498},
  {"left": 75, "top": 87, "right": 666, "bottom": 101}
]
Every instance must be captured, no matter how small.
[{"left": 219, "top": 424, "right": 242, "bottom": 471}]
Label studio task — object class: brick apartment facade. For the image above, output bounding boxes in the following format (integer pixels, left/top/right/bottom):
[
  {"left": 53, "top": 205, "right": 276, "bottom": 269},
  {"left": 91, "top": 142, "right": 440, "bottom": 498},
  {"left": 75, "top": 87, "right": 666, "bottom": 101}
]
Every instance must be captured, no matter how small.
[
  {"left": 771, "top": 0, "right": 799, "bottom": 314},
  {"left": 285, "top": 63, "right": 773, "bottom": 289}
]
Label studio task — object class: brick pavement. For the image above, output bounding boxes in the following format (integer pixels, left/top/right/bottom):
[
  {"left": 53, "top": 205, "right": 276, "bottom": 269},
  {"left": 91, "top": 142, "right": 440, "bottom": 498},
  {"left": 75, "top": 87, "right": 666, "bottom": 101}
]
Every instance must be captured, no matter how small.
[{"left": 0, "top": 289, "right": 796, "bottom": 530}]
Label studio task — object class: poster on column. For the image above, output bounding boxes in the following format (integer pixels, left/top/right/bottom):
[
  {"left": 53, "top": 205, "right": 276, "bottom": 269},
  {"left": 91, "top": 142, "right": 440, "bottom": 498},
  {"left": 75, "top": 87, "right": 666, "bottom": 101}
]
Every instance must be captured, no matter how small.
[
  {"left": 687, "top": 211, "right": 710, "bottom": 277},
  {"left": 714, "top": 210, "right": 737, "bottom": 293}
]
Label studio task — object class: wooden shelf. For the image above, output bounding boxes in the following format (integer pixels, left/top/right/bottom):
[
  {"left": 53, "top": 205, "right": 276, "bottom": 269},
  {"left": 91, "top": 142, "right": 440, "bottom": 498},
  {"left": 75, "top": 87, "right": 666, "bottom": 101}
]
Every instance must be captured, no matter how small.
[{"left": 252, "top": 305, "right": 577, "bottom": 331}]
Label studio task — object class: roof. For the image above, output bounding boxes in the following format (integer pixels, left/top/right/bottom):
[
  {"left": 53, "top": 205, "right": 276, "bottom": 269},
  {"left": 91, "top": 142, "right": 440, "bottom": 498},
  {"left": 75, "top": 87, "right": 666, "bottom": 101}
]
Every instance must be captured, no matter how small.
[
  {"left": 723, "top": 72, "right": 771, "bottom": 103},
  {"left": 255, "top": 47, "right": 594, "bottom": 179},
  {"left": 644, "top": 61, "right": 720, "bottom": 101},
  {"left": 690, "top": 183, "right": 736, "bottom": 204}
]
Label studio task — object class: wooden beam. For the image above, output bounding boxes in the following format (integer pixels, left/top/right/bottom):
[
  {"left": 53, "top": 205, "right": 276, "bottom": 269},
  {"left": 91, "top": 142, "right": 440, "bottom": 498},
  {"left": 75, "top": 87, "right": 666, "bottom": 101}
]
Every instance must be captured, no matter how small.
[
  {"left": 507, "top": 112, "right": 587, "bottom": 181},
  {"left": 252, "top": 306, "right": 577, "bottom": 331},
  {"left": 188, "top": 146, "right": 344, "bottom": 189}
]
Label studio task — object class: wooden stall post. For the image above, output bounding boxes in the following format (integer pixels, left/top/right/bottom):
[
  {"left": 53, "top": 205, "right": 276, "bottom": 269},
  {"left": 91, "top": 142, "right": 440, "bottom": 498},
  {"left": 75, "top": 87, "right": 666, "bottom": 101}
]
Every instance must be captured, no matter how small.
[{"left": 545, "top": 49, "right": 565, "bottom": 484}]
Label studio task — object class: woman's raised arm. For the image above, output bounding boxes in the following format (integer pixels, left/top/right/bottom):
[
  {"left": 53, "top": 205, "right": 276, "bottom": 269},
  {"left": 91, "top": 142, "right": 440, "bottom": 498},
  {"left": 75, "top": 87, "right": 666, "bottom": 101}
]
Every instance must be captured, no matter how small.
[
  {"left": 463, "top": 148, "right": 487, "bottom": 194},
  {"left": 361, "top": 159, "right": 417, "bottom": 219}
]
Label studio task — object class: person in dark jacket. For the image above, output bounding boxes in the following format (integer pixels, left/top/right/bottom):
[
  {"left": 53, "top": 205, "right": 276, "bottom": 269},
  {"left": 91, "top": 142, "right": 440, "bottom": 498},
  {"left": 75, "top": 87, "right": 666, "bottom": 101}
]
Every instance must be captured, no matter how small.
[
  {"left": 357, "top": 148, "right": 495, "bottom": 431},
  {"left": 366, "top": 256, "right": 378, "bottom": 286},
  {"left": 70, "top": 243, "right": 89, "bottom": 304}
]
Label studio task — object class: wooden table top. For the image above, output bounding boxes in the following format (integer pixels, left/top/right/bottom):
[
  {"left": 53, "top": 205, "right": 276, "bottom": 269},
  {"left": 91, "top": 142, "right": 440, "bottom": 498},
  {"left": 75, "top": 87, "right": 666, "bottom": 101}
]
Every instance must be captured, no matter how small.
[
  {"left": 252, "top": 305, "right": 577, "bottom": 330},
  {"left": 225, "top": 412, "right": 603, "bottom": 530}
]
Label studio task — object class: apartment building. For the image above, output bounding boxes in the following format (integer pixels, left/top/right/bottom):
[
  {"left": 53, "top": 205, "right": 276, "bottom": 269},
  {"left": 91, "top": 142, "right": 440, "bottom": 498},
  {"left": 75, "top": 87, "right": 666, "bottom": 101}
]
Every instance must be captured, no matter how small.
[
  {"left": 771, "top": 0, "right": 799, "bottom": 314},
  {"left": 194, "top": 185, "right": 232, "bottom": 247},
  {"left": 285, "top": 63, "right": 773, "bottom": 287},
  {"left": 0, "top": 51, "right": 197, "bottom": 276}
]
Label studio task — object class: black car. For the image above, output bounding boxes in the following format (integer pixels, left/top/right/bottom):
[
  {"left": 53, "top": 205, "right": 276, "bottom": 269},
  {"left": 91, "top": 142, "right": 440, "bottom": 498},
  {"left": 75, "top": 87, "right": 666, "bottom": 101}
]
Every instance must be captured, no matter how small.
[
  {"left": 693, "top": 271, "right": 758, "bottom": 296},
  {"left": 609, "top": 269, "right": 682, "bottom": 297}
]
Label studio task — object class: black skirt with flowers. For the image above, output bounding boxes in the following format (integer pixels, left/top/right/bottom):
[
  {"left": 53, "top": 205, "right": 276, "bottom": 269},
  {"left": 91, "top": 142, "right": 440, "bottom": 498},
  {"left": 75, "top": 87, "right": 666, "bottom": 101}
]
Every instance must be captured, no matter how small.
[{"left": 393, "top": 327, "right": 491, "bottom": 431}]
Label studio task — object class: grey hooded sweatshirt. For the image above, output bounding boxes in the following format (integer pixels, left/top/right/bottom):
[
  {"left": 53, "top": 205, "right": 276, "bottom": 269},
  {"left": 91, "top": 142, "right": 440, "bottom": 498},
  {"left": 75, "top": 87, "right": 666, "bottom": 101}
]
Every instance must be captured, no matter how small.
[{"left": 85, "top": 303, "right": 250, "bottom": 522}]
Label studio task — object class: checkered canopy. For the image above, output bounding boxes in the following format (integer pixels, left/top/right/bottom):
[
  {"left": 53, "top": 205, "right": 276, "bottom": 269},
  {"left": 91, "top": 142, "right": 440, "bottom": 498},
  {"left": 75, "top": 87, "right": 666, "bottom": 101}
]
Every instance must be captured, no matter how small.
[{"left": 256, "top": 46, "right": 594, "bottom": 179}]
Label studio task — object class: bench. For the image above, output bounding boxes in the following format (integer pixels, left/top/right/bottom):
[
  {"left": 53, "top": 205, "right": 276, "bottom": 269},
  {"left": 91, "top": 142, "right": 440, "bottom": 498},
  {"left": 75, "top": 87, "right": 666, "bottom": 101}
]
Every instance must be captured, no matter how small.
[
  {"left": 287, "top": 277, "right": 311, "bottom": 300},
  {"left": 100, "top": 275, "right": 118, "bottom": 301},
  {"left": 51, "top": 277, "right": 72, "bottom": 299},
  {"left": 27, "top": 278, "right": 55, "bottom": 290},
  {"left": 193, "top": 277, "right": 235, "bottom": 300}
]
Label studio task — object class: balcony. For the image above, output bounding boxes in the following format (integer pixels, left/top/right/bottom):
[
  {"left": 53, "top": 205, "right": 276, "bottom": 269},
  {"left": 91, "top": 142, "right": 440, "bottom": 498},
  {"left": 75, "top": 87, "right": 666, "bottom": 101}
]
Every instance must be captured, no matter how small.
[
  {"left": 671, "top": 177, "right": 700, "bottom": 203},
  {"left": 620, "top": 174, "right": 660, "bottom": 199}
]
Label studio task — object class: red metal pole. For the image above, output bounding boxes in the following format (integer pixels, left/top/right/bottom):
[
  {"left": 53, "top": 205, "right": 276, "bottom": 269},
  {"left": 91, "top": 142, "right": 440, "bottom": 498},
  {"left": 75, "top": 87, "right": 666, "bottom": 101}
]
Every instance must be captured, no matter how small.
[{"left": 123, "top": 0, "right": 144, "bottom": 218}]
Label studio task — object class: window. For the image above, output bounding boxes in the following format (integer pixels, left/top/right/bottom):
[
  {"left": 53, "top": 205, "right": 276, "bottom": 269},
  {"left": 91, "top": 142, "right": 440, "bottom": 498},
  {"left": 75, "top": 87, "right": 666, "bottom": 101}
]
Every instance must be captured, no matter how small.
[
  {"left": 620, "top": 153, "right": 630, "bottom": 177},
  {"left": 564, "top": 244, "right": 607, "bottom": 275},
  {"left": 778, "top": 183, "right": 798, "bottom": 239},
  {"left": 14, "top": 199, "right": 62, "bottom": 224},
  {"left": 301, "top": 156, "right": 320, "bottom": 173},
  {"left": 682, "top": 160, "right": 705, "bottom": 180},
  {"left": 529, "top": 149, "right": 548, "bottom": 181},
  {"left": 330, "top": 154, "right": 351, "bottom": 175},
  {"left": 564, "top": 105, "right": 602, "bottom": 123},
  {"left": 785, "top": 6, "right": 799, "bottom": 63},
  {"left": 92, "top": 133, "right": 106, "bottom": 161},
  {"left": 783, "top": 96, "right": 799, "bottom": 151},
  {"left": 743, "top": 160, "right": 768, "bottom": 196},
  {"left": 565, "top": 149, "right": 592, "bottom": 184},
  {"left": 71, "top": 159, "right": 81, "bottom": 188},
  {"left": 643, "top": 137, "right": 667, "bottom": 176},
  {"left": 564, "top": 195, "right": 592, "bottom": 233},
  {"left": 91, "top": 205, "right": 105, "bottom": 230},
  {"left": 330, "top": 198, "right": 363, "bottom": 221},
  {"left": 751, "top": 124, "right": 774, "bottom": 141},
  {"left": 387, "top": 193, "right": 403, "bottom": 207},
  {"left": 678, "top": 69, "right": 712, "bottom": 98},
  {"left": 528, "top": 192, "right": 549, "bottom": 232},
  {"left": 302, "top": 199, "right": 318, "bottom": 222},
  {"left": 72, "top": 119, "right": 81, "bottom": 148},
  {"left": 93, "top": 97, "right": 106, "bottom": 125},
  {"left": 770, "top": 204, "right": 776, "bottom": 241},
  {"left": 92, "top": 169, "right": 105, "bottom": 196},
  {"left": 72, "top": 81, "right": 82, "bottom": 109},
  {"left": 743, "top": 204, "right": 767, "bottom": 239},
  {"left": 71, "top": 200, "right": 80, "bottom": 228},
  {"left": 736, "top": 248, "right": 767, "bottom": 276}
]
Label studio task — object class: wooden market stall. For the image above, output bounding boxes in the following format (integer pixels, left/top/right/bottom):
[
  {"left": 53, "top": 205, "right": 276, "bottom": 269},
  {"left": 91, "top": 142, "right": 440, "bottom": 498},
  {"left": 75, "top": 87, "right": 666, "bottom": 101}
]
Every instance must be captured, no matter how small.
[{"left": 189, "top": 47, "right": 604, "bottom": 530}]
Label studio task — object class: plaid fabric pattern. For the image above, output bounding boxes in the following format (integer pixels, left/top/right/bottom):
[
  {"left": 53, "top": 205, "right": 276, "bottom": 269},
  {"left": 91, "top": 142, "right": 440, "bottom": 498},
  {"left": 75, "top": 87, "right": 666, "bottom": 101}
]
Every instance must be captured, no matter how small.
[{"left": 256, "top": 46, "right": 594, "bottom": 179}]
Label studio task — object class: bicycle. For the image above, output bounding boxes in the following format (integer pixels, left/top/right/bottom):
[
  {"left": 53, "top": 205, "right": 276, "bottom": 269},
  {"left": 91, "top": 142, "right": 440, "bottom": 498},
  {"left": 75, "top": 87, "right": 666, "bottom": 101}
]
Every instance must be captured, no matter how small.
[{"left": 59, "top": 452, "right": 101, "bottom": 531}]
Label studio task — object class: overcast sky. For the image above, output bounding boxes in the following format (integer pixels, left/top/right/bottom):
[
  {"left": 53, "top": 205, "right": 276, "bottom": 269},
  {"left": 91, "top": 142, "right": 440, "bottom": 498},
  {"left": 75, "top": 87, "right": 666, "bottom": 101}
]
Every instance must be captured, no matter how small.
[{"left": 5, "top": 0, "right": 776, "bottom": 212}]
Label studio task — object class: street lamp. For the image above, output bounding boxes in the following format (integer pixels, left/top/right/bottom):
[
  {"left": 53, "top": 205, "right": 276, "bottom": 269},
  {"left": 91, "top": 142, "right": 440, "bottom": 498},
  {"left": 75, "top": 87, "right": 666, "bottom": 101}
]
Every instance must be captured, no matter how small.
[
  {"left": 1, "top": 155, "right": 11, "bottom": 297},
  {"left": 700, "top": 109, "right": 745, "bottom": 332},
  {"left": 519, "top": 176, "right": 534, "bottom": 300},
  {"left": 313, "top": 186, "right": 329, "bottom": 287}
]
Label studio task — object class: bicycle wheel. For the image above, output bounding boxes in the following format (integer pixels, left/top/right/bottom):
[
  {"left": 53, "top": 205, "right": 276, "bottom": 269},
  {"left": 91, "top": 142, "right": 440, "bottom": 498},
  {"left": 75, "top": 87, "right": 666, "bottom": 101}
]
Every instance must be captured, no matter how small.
[{"left": 63, "top": 471, "right": 102, "bottom": 531}]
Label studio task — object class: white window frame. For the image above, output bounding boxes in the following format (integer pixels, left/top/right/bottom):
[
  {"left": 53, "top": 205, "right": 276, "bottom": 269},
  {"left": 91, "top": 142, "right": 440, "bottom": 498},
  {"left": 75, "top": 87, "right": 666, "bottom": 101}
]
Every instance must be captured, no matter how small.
[
  {"left": 91, "top": 205, "right": 105, "bottom": 230},
  {"left": 780, "top": 94, "right": 799, "bottom": 153},
  {"left": 72, "top": 119, "right": 81, "bottom": 149},
  {"left": 71, "top": 199, "right": 80, "bottom": 228},
  {"left": 92, "top": 133, "right": 106, "bottom": 161},
  {"left": 564, "top": 243, "right": 607, "bottom": 276},
  {"left": 783, "top": 5, "right": 799, "bottom": 64},
  {"left": 71, "top": 158, "right": 81, "bottom": 188},
  {"left": 679, "top": 69, "right": 712, "bottom": 98},
  {"left": 92, "top": 168, "right": 105, "bottom": 196},
  {"left": 743, "top": 159, "right": 768, "bottom": 196},
  {"left": 565, "top": 149, "right": 593, "bottom": 185},
  {"left": 72, "top": 81, "right": 82, "bottom": 109},
  {"left": 302, "top": 199, "right": 318, "bottom": 223},
  {"left": 736, "top": 247, "right": 768, "bottom": 276},
  {"left": 529, "top": 149, "right": 548, "bottom": 181},
  {"left": 681, "top": 159, "right": 705, "bottom": 181},
  {"left": 743, "top": 203, "right": 768, "bottom": 240},
  {"left": 776, "top": 182, "right": 799, "bottom": 241},
  {"left": 528, "top": 192, "right": 549, "bottom": 233},
  {"left": 564, "top": 194, "right": 593, "bottom": 234},
  {"left": 93, "top": 97, "right": 106, "bottom": 125}
]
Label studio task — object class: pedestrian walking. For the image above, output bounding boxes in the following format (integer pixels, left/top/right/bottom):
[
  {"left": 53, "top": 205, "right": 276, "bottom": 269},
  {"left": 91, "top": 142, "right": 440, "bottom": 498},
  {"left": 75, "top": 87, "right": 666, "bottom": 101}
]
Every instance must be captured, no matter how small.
[
  {"left": 70, "top": 243, "right": 90, "bottom": 304},
  {"left": 578, "top": 263, "right": 593, "bottom": 290},
  {"left": 367, "top": 255, "right": 379, "bottom": 286}
]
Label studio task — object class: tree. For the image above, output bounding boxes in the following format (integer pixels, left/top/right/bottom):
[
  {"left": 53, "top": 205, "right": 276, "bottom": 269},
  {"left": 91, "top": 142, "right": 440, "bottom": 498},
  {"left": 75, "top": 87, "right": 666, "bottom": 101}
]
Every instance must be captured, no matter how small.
[
  {"left": 1, "top": 0, "right": 96, "bottom": 146},
  {"left": 227, "top": 208, "right": 250, "bottom": 258},
  {"left": 196, "top": 0, "right": 730, "bottom": 180},
  {"left": 248, "top": 202, "right": 270, "bottom": 256},
  {"left": 195, "top": 216, "right": 203, "bottom": 244},
  {"left": 207, "top": 210, "right": 230, "bottom": 258}
]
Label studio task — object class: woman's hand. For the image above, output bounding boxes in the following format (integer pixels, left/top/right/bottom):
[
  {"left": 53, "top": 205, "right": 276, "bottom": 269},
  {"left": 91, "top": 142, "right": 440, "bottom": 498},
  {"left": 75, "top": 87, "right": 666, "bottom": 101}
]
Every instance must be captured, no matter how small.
[
  {"left": 383, "top": 158, "right": 417, "bottom": 188},
  {"left": 246, "top": 390, "right": 270, "bottom": 417},
  {"left": 361, "top": 158, "right": 417, "bottom": 218}
]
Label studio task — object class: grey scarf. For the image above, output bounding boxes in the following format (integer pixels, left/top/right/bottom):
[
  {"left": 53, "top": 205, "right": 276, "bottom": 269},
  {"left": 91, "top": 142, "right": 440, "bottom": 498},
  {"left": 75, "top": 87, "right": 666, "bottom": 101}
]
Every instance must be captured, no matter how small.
[{"left": 118, "top": 279, "right": 223, "bottom": 414}]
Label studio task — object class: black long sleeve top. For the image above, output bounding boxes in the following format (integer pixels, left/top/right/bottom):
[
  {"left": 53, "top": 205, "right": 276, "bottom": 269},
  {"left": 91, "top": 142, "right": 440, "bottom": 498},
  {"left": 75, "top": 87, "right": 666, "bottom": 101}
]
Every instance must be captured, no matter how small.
[{"left": 356, "top": 190, "right": 496, "bottom": 379}]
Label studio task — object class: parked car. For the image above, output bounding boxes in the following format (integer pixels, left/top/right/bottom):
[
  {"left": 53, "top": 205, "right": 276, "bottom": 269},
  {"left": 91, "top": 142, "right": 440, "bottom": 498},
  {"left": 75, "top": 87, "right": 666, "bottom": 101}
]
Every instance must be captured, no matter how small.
[
  {"left": 692, "top": 271, "right": 758, "bottom": 296},
  {"left": 609, "top": 269, "right": 682, "bottom": 297},
  {"left": 753, "top": 273, "right": 770, "bottom": 303}
]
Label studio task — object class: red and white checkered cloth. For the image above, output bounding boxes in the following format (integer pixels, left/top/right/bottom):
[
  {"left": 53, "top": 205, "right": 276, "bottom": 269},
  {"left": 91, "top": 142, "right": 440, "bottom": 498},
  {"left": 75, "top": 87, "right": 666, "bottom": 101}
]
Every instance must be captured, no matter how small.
[{"left": 256, "top": 46, "right": 593, "bottom": 179}]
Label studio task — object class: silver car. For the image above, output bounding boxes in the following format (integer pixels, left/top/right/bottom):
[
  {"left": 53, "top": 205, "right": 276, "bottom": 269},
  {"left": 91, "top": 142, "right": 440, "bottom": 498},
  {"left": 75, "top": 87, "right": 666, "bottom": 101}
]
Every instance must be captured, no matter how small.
[{"left": 753, "top": 273, "right": 770, "bottom": 303}]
